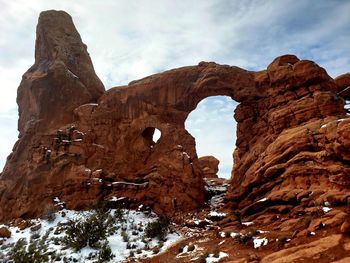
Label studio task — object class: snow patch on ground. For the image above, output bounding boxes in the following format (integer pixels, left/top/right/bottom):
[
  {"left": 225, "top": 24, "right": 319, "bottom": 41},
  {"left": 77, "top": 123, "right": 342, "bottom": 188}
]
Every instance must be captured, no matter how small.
[
  {"left": 205, "top": 252, "right": 228, "bottom": 262},
  {"left": 0, "top": 208, "right": 181, "bottom": 262},
  {"left": 253, "top": 237, "right": 268, "bottom": 248}
]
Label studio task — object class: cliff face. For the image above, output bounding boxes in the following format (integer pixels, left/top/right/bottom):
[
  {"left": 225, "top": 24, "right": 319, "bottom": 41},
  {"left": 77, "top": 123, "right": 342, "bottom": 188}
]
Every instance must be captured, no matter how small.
[{"left": 0, "top": 10, "right": 350, "bottom": 225}]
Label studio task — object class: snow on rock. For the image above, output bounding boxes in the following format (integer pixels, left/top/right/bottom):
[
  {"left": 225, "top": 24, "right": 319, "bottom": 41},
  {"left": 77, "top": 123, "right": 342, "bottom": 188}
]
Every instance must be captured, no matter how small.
[
  {"left": 322, "top": 206, "right": 332, "bottom": 213},
  {"left": 205, "top": 252, "right": 229, "bottom": 262},
  {"left": 110, "top": 196, "right": 126, "bottom": 202},
  {"left": 242, "top": 221, "right": 253, "bottom": 226},
  {"left": 257, "top": 197, "right": 268, "bottom": 202},
  {"left": 182, "top": 152, "right": 191, "bottom": 159},
  {"left": 321, "top": 118, "right": 346, "bottom": 128},
  {"left": 53, "top": 196, "right": 65, "bottom": 208},
  {"left": 230, "top": 232, "right": 240, "bottom": 238},
  {"left": 253, "top": 237, "right": 268, "bottom": 248},
  {"left": 208, "top": 211, "right": 226, "bottom": 218}
]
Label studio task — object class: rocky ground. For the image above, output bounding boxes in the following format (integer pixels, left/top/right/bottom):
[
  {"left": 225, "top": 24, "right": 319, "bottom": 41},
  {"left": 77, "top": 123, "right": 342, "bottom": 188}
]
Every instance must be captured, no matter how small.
[
  {"left": 140, "top": 179, "right": 350, "bottom": 263},
  {"left": 1, "top": 179, "right": 350, "bottom": 262}
]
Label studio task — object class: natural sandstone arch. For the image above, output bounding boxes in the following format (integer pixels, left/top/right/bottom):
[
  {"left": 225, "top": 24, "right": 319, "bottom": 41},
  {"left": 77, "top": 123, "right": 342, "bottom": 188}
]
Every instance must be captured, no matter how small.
[
  {"left": 1, "top": 10, "right": 350, "bottom": 223},
  {"left": 185, "top": 95, "right": 237, "bottom": 178}
]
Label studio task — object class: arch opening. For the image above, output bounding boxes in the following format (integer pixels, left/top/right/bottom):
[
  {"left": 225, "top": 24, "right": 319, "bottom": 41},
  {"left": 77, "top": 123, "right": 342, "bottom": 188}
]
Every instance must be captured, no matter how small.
[
  {"left": 142, "top": 127, "right": 162, "bottom": 144},
  {"left": 185, "top": 96, "right": 238, "bottom": 179}
]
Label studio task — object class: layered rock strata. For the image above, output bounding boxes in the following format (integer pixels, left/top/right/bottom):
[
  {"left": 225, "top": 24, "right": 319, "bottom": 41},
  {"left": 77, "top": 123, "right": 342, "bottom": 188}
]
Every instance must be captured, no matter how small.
[{"left": 0, "top": 10, "right": 349, "bottom": 223}]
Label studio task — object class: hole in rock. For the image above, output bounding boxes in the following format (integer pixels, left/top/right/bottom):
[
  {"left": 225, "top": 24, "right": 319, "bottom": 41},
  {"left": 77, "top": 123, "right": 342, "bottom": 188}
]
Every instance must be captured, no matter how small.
[
  {"left": 142, "top": 127, "right": 162, "bottom": 144},
  {"left": 185, "top": 96, "right": 238, "bottom": 179}
]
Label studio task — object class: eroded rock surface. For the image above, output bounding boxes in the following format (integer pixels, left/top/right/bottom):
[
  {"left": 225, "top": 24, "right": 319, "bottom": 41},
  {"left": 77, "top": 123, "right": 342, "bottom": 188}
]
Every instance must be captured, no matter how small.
[
  {"left": 0, "top": 10, "right": 350, "bottom": 237},
  {"left": 198, "top": 156, "right": 219, "bottom": 178}
]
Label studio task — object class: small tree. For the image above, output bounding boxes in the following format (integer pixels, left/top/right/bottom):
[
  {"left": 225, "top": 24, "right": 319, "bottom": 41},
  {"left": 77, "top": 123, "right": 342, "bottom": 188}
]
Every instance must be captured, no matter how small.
[
  {"left": 96, "top": 241, "right": 114, "bottom": 263},
  {"left": 63, "top": 208, "right": 115, "bottom": 251},
  {"left": 144, "top": 217, "right": 170, "bottom": 241}
]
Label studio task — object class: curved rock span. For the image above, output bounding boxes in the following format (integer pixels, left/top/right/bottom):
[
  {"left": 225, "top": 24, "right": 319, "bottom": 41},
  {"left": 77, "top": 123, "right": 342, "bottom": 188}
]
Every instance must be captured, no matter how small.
[{"left": 0, "top": 10, "right": 350, "bottom": 222}]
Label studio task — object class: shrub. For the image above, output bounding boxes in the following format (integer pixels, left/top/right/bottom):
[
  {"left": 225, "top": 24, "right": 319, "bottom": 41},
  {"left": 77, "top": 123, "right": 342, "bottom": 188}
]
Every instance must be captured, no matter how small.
[
  {"left": 9, "top": 238, "right": 49, "bottom": 263},
  {"left": 44, "top": 208, "right": 56, "bottom": 222},
  {"left": 144, "top": 217, "right": 169, "bottom": 241},
  {"left": 197, "top": 252, "right": 209, "bottom": 263},
  {"left": 234, "top": 228, "right": 258, "bottom": 246},
  {"left": 96, "top": 241, "right": 114, "bottom": 263},
  {"left": 62, "top": 208, "right": 115, "bottom": 251},
  {"left": 121, "top": 231, "right": 129, "bottom": 242},
  {"left": 245, "top": 227, "right": 259, "bottom": 237}
]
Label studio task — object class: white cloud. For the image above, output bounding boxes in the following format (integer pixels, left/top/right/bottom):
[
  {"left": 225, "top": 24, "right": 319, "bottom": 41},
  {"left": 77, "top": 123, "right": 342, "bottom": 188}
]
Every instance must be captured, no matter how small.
[{"left": 0, "top": 0, "right": 349, "bottom": 171}]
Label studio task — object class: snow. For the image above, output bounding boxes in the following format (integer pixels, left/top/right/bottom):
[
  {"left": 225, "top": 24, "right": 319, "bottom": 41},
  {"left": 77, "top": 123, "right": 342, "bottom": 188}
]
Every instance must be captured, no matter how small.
[
  {"left": 182, "top": 152, "right": 190, "bottom": 159},
  {"left": 322, "top": 206, "right": 332, "bottom": 213},
  {"left": 53, "top": 197, "right": 65, "bottom": 208},
  {"left": 321, "top": 118, "right": 347, "bottom": 128},
  {"left": 310, "top": 231, "right": 316, "bottom": 236},
  {"left": 258, "top": 230, "right": 269, "bottom": 234},
  {"left": 257, "top": 197, "right": 268, "bottom": 202},
  {"left": 230, "top": 232, "right": 240, "bottom": 238},
  {"left": 345, "top": 100, "right": 350, "bottom": 115},
  {"left": 253, "top": 237, "right": 268, "bottom": 248},
  {"left": 324, "top": 201, "right": 331, "bottom": 206},
  {"left": 0, "top": 208, "right": 181, "bottom": 262},
  {"left": 110, "top": 196, "right": 126, "bottom": 202},
  {"left": 205, "top": 252, "right": 229, "bottom": 262},
  {"left": 208, "top": 211, "right": 226, "bottom": 217},
  {"left": 242, "top": 221, "right": 253, "bottom": 226}
]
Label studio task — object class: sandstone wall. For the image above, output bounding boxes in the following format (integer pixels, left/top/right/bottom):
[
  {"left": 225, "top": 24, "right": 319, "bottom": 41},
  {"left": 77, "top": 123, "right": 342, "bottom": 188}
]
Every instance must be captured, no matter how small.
[{"left": 0, "top": 10, "right": 349, "bottom": 222}]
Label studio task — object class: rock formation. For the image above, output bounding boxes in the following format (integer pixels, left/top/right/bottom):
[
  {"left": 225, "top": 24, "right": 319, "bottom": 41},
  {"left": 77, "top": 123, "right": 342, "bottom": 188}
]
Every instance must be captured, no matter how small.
[
  {"left": 198, "top": 156, "right": 219, "bottom": 178},
  {"left": 0, "top": 10, "right": 350, "bottom": 240}
]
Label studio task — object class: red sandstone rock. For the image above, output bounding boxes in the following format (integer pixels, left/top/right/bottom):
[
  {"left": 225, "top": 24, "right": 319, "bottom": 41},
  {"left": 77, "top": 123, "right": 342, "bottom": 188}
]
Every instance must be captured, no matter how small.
[
  {"left": 17, "top": 10, "right": 104, "bottom": 134},
  {"left": 335, "top": 73, "right": 350, "bottom": 99},
  {"left": 0, "top": 226, "right": 11, "bottom": 238},
  {"left": 261, "top": 235, "right": 342, "bottom": 263},
  {"left": 198, "top": 156, "right": 219, "bottom": 178},
  {"left": 340, "top": 218, "right": 350, "bottom": 233},
  {"left": 0, "top": 10, "right": 350, "bottom": 231}
]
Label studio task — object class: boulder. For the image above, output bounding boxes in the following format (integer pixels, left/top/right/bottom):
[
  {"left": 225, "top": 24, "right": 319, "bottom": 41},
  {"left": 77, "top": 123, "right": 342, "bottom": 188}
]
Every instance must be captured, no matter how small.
[
  {"left": 261, "top": 235, "right": 342, "bottom": 263},
  {"left": 0, "top": 226, "right": 11, "bottom": 238},
  {"left": 198, "top": 156, "right": 220, "bottom": 178},
  {"left": 340, "top": 218, "right": 350, "bottom": 233},
  {"left": 335, "top": 73, "right": 350, "bottom": 99}
]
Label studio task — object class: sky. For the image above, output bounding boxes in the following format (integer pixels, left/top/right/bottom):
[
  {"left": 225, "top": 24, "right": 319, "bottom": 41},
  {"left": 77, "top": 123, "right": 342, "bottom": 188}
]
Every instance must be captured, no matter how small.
[{"left": 0, "top": 0, "right": 349, "bottom": 178}]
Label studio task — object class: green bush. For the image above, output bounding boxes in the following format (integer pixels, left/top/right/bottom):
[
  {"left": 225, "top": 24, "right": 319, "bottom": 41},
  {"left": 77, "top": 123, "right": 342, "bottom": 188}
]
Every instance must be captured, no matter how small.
[
  {"left": 9, "top": 238, "right": 49, "bottom": 263},
  {"left": 144, "top": 217, "right": 169, "bottom": 241},
  {"left": 96, "top": 241, "right": 114, "bottom": 263},
  {"left": 62, "top": 208, "right": 115, "bottom": 251}
]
